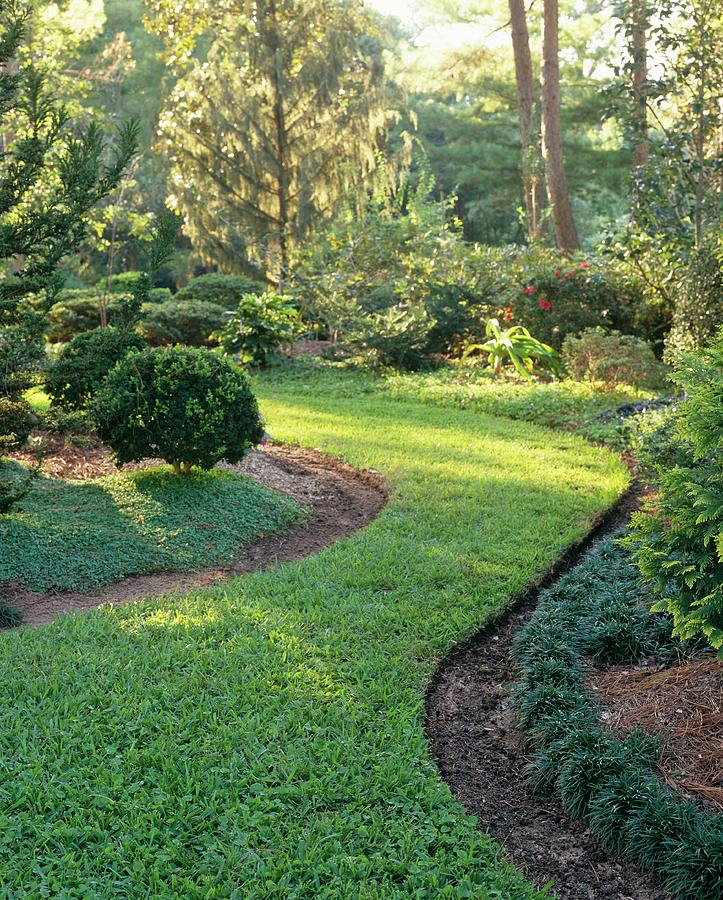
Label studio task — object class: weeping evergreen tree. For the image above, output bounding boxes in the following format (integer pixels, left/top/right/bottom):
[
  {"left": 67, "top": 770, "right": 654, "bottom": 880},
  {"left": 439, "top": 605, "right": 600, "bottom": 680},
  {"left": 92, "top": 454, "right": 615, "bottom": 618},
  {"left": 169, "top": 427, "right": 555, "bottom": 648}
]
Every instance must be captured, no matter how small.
[
  {"left": 0, "top": 0, "right": 136, "bottom": 511},
  {"left": 150, "top": 0, "right": 405, "bottom": 282}
]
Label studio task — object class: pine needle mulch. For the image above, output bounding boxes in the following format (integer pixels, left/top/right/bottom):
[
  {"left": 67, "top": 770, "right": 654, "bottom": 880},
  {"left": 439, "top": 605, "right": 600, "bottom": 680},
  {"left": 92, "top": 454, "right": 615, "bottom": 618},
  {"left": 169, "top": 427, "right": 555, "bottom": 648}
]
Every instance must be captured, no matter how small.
[{"left": 589, "top": 656, "right": 723, "bottom": 811}]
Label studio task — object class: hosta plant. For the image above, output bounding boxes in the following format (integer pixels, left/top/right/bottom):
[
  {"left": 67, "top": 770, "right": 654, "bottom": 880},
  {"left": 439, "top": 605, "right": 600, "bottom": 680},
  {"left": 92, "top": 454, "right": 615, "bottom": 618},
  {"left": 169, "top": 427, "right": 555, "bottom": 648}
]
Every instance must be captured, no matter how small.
[{"left": 463, "top": 318, "right": 562, "bottom": 382}]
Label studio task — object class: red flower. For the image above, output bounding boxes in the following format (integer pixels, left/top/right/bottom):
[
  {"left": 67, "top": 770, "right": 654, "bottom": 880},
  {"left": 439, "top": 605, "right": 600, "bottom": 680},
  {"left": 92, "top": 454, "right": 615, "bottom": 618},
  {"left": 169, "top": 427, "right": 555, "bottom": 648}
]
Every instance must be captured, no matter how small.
[
  {"left": 580, "top": 261, "right": 590, "bottom": 268},
  {"left": 555, "top": 268, "right": 561, "bottom": 276},
  {"left": 504, "top": 308, "right": 513, "bottom": 321},
  {"left": 523, "top": 285, "right": 536, "bottom": 296},
  {"left": 539, "top": 299, "right": 552, "bottom": 310}
]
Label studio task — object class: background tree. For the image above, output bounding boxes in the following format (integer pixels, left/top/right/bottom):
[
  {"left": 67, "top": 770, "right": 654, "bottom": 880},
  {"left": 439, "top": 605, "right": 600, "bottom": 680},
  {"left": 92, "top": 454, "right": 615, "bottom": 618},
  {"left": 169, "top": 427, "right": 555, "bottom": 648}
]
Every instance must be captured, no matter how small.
[
  {"left": 401, "top": 0, "right": 627, "bottom": 246},
  {"left": 508, "top": 0, "right": 546, "bottom": 240},
  {"left": 540, "top": 0, "right": 579, "bottom": 251},
  {"left": 147, "top": 0, "right": 405, "bottom": 283},
  {"left": 0, "top": 0, "right": 136, "bottom": 509},
  {"left": 609, "top": 0, "right": 722, "bottom": 354}
]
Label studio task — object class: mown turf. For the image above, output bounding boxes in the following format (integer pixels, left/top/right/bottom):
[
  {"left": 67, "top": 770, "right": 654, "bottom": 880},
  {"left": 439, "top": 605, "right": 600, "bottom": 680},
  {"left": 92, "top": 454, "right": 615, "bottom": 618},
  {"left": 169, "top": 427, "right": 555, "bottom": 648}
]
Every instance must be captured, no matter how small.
[
  {"left": 0, "top": 376, "right": 629, "bottom": 896},
  {"left": 0, "top": 466, "right": 301, "bottom": 592},
  {"left": 256, "top": 357, "right": 656, "bottom": 439}
]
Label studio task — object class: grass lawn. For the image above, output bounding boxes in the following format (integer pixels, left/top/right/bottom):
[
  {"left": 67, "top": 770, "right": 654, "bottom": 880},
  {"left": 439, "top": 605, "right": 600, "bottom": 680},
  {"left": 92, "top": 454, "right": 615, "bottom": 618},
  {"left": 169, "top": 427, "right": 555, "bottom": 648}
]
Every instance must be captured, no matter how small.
[
  {"left": 0, "top": 372, "right": 629, "bottom": 897},
  {"left": 256, "top": 357, "right": 658, "bottom": 440},
  {"left": 0, "top": 466, "right": 301, "bottom": 592}
]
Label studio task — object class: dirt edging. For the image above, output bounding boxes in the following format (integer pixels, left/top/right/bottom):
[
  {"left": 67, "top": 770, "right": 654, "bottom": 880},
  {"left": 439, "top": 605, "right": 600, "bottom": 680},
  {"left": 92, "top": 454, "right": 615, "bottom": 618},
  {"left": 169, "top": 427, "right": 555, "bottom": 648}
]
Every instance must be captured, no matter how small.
[
  {"left": 4, "top": 444, "right": 388, "bottom": 628},
  {"left": 424, "top": 482, "right": 671, "bottom": 900}
]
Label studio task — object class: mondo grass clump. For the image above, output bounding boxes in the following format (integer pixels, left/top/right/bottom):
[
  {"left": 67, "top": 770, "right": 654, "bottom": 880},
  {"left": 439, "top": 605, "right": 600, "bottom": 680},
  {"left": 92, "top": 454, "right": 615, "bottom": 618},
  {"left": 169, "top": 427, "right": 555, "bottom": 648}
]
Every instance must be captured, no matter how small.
[{"left": 512, "top": 534, "right": 723, "bottom": 899}]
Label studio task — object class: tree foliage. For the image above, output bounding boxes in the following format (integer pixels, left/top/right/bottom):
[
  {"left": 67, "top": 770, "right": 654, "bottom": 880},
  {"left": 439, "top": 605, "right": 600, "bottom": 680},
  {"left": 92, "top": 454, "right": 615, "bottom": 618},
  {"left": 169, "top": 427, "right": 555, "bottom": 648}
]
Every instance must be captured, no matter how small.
[
  {"left": 146, "top": 0, "right": 406, "bottom": 281},
  {"left": 627, "top": 332, "right": 723, "bottom": 654}
]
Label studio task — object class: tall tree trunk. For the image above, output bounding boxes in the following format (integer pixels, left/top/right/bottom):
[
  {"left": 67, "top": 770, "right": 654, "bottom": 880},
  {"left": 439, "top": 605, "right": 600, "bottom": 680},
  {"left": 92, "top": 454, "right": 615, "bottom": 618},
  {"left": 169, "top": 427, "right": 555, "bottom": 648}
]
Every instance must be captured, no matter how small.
[
  {"left": 267, "top": 1, "right": 290, "bottom": 286},
  {"left": 630, "top": 0, "right": 649, "bottom": 173},
  {"left": 540, "top": 0, "right": 579, "bottom": 251},
  {"left": 508, "top": 0, "right": 546, "bottom": 239}
]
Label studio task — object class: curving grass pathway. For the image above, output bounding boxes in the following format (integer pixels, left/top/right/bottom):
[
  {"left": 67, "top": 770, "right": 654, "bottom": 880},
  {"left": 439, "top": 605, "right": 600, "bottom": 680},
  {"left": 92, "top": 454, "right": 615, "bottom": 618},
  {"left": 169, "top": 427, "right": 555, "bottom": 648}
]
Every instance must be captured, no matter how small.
[{"left": 0, "top": 380, "right": 628, "bottom": 897}]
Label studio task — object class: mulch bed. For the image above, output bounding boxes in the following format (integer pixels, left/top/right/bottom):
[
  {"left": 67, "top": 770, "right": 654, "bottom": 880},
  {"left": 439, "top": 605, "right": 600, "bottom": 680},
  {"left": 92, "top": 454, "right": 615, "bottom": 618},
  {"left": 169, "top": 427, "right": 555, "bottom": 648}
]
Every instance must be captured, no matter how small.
[
  {"left": 3, "top": 443, "right": 387, "bottom": 627},
  {"left": 590, "top": 656, "right": 722, "bottom": 812},
  {"left": 425, "top": 485, "right": 671, "bottom": 900}
]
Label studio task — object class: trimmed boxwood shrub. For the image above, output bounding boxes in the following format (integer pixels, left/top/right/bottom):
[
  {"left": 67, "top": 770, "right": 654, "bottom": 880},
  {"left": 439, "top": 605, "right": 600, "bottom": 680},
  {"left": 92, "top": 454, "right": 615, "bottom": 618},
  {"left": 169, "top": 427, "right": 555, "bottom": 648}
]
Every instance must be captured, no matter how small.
[
  {"left": 138, "top": 299, "right": 229, "bottom": 346},
  {"left": 174, "top": 273, "right": 265, "bottom": 309},
  {"left": 46, "top": 326, "right": 146, "bottom": 410},
  {"left": 512, "top": 534, "right": 722, "bottom": 898},
  {"left": 93, "top": 346, "right": 265, "bottom": 473}
]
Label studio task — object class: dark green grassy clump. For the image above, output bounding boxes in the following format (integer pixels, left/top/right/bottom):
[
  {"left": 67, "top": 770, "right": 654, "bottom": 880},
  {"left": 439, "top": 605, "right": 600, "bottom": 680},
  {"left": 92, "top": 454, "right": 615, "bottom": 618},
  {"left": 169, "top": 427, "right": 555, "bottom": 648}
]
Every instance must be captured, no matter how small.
[
  {"left": 0, "top": 466, "right": 302, "bottom": 592},
  {"left": 0, "top": 600, "right": 22, "bottom": 628},
  {"left": 0, "top": 379, "right": 629, "bottom": 896},
  {"left": 512, "top": 535, "right": 723, "bottom": 898}
]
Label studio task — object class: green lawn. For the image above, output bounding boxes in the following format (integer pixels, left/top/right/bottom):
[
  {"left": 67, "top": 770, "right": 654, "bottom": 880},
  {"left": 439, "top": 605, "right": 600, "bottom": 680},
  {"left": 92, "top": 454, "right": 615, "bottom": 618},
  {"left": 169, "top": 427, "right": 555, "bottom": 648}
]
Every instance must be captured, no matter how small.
[
  {"left": 0, "top": 374, "right": 629, "bottom": 897},
  {"left": 0, "top": 466, "right": 301, "bottom": 592},
  {"left": 256, "top": 357, "right": 657, "bottom": 440}
]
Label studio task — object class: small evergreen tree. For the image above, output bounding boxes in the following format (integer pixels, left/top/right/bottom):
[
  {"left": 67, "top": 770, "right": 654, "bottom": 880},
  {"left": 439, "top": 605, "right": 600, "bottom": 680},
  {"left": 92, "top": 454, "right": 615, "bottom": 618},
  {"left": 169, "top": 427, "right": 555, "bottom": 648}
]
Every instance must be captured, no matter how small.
[
  {"left": 0, "top": 0, "right": 137, "bottom": 510},
  {"left": 147, "top": 0, "right": 405, "bottom": 283}
]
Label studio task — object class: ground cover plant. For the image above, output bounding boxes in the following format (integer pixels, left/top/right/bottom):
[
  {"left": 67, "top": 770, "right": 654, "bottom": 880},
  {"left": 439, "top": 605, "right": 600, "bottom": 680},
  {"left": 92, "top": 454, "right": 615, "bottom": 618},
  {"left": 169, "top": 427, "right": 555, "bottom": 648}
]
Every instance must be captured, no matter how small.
[
  {"left": 254, "top": 356, "right": 658, "bottom": 443},
  {"left": 0, "top": 372, "right": 628, "bottom": 896},
  {"left": 512, "top": 534, "right": 723, "bottom": 898},
  {"left": 0, "top": 464, "right": 301, "bottom": 592}
]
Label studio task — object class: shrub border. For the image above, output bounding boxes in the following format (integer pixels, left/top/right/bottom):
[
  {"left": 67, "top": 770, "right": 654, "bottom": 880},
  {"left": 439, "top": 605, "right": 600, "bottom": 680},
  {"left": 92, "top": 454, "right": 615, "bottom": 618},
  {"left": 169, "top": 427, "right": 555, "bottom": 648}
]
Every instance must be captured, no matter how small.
[{"left": 511, "top": 531, "right": 723, "bottom": 899}]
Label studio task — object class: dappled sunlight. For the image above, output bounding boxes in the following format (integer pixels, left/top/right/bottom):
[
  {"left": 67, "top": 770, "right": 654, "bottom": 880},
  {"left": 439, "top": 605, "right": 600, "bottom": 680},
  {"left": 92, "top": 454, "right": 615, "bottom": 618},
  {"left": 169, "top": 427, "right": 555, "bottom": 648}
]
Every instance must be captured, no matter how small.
[{"left": 0, "top": 386, "right": 628, "bottom": 895}]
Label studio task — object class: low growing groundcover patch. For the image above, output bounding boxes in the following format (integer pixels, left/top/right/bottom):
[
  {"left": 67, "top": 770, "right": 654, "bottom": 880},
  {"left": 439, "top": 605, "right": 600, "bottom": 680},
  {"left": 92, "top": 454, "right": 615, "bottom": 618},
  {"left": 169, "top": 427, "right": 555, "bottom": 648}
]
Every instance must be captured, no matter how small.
[
  {"left": 0, "top": 377, "right": 628, "bottom": 896},
  {"left": 512, "top": 534, "right": 723, "bottom": 898},
  {"left": 0, "top": 465, "right": 302, "bottom": 592}
]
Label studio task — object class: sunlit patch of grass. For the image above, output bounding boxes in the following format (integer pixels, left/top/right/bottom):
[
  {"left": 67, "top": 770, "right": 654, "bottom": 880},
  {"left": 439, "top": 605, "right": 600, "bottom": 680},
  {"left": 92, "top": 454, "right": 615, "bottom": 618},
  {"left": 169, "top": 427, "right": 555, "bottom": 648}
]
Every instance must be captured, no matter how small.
[{"left": 0, "top": 370, "right": 629, "bottom": 896}]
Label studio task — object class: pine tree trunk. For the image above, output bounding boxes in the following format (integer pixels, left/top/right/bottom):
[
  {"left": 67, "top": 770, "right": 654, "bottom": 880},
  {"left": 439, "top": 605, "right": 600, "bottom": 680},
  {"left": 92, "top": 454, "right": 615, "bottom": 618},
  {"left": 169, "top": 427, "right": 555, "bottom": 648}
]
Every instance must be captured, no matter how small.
[
  {"left": 540, "top": 0, "right": 579, "bottom": 252},
  {"left": 508, "top": 0, "right": 546, "bottom": 239},
  {"left": 630, "top": 0, "right": 649, "bottom": 214},
  {"left": 630, "top": 0, "right": 648, "bottom": 173},
  {"left": 267, "top": 1, "right": 290, "bottom": 287}
]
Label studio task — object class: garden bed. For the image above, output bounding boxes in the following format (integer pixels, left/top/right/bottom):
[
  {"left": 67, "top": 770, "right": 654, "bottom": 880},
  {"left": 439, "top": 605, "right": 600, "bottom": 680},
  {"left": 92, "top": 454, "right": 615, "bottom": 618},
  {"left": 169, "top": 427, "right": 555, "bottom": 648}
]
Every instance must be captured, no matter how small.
[
  {"left": 425, "top": 487, "right": 670, "bottom": 900},
  {"left": 426, "top": 481, "right": 722, "bottom": 900},
  {"left": 590, "top": 656, "right": 722, "bottom": 811},
  {"left": 2, "top": 444, "right": 387, "bottom": 627}
]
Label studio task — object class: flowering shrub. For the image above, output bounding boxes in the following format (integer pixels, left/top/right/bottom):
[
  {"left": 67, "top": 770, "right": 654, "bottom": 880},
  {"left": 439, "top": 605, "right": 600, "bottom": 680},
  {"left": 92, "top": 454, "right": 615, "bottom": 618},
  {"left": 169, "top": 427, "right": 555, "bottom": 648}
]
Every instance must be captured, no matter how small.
[{"left": 503, "top": 255, "right": 634, "bottom": 349}]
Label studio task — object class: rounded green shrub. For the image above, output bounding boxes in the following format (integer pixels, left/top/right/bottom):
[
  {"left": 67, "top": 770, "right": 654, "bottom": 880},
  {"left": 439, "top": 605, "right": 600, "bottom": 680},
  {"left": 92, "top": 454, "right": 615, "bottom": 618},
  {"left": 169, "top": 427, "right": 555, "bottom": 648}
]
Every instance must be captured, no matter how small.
[
  {"left": 46, "top": 291, "right": 125, "bottom": 342},
  {"left": 93, "top": 346, "right": 265, "bottom": 472},
  {"left": 0, "top": 397, "right": 32, "bottom": 452},
  {"left": 138, "top": 299, "right": 229, "bottom": 346},
  {"left": 562, "top": 328, "right": 665, "bottom": 389},
  {"left": 46, "top": 326, "right": 146, "bottom": 410},
  {"left": 174, "top": 273, "right": 265, "bottom": 309},
  {"left": 215, "top": 292, "right": 299, "bottom": 364}
]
